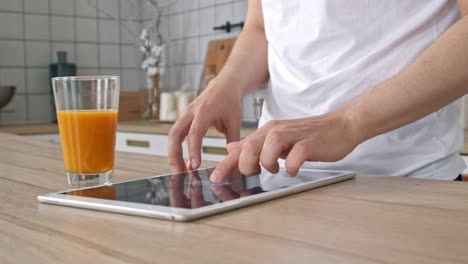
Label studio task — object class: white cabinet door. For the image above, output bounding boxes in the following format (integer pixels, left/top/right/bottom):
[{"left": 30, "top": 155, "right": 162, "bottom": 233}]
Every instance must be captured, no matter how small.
[
  {"left": 116, "top": 132, "right": 169, "bottom": 156},
  {"left": 201, "top": 137, "right": 227, "bottom": 162},
  {"left": 116, "top": 132, "right": 227, "bottom": 161},
  {"left": 27, "top": 132, "right": 228, "bottom": 161}
]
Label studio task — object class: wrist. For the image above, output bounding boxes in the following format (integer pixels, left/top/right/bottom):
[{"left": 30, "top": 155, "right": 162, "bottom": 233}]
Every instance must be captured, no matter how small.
[
  {"left": 335, "top": 103, "right": 369, "bottom": 147},
  {"left": 206, "top": 76, "right": 244, "bottom": 100}
]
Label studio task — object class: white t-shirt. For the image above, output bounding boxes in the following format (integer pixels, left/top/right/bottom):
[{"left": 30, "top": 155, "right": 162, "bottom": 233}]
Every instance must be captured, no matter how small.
[{"left": 260, "top": 0, "right": 465, "bottom": 180}]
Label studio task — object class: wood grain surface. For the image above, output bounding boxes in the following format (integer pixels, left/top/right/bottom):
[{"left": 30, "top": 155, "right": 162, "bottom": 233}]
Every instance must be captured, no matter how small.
[{"left": 1, "top": 132, "right": 468, "bottom": 264}]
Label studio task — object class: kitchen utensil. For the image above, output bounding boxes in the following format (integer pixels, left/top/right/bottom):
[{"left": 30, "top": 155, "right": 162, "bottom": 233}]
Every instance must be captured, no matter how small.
[
  {"left": 198, "top": 37, "right": 237, "bottom": 95},
  {"left": 0, "top": 86, "right": 15, "bottom": 110},
  {"left": 119, "top": 91, "right": 146, "bottom": 121}
]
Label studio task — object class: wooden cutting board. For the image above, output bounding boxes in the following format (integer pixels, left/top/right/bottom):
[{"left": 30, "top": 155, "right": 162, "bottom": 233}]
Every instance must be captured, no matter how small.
[
  {"left": 118, "top": 91, "right": 147, "bottom": 121},
  {"left": 198, "top": 37, "right": 237, "bottom": 94}
]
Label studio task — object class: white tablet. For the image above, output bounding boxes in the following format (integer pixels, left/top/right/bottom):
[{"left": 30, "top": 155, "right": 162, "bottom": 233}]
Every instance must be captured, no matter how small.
[{"left": 38, "top": 168, "right": 355, "bottom": 222}]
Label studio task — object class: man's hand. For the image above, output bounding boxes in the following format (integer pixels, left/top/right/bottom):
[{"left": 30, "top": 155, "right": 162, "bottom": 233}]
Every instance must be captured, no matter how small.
[
  {"left": 168, "top": 169, "right": 212, "bottom": 209},
  {"left": 168, "top": 82, "right": 242, "bottom": 172},
  {"left": 167, "top": 0, "right": 268, "bottom": 173},
  {"left": 210, "top": 112, "right": 360, "bottom": 182}
]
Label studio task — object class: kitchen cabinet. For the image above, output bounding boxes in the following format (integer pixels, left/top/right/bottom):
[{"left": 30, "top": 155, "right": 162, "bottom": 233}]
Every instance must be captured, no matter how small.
[
  {"left": 116, "top": 132, "right": 170, "bottom": 156},
  {"left": 28, "top": 132, "right": 227, "bottom": 161},
  {"left": 116, "top": 132, "right": 227, "bottom": 161}
]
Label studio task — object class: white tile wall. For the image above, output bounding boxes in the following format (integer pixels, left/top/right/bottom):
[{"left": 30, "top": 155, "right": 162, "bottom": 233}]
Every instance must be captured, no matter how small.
[
  {"left": 120, "top": 0, "right": 140, "bottom": 19},
  {"left": 0, "top": 68, "right": 26, "bottom": 94},
  {"left": 77, "top": 67, "right": 99, "bottom": 76},
  {"left": 215, "top": 4, "right": 233, "bottom": 28},
  {"left": 183, "top": 64, "right": 201, "bottom": 90},
  {"left": 183, "top": 11, "right": 199, "bottom": 38},
  {"left": 0, "top": 95, "right": 27, "bottom": 122},
  {"left": 120, "top": 20, "right": 140, "bottom": 44},
  {"left": 27, "top": 95, "right": 53, "bottom": 121},
  {"left": 24, "top": 0, "right": 49, "bottom": 14},
  {"left": 199, "top": 6, "right": 215, "bottom": 35},
  {"left": 50, "top": 16, "right": 75, "bottom": 41},
  {"left": 99, "top": 20, "right": 120, "bottom": 43},
  {"left": 183, "top": 38, "right": 200, "bottom": 64},
  {"left": 121, "top": 45, "right": 139, "bottom": 68},
  {"left": 98, "top": 0, "right": 119, "bottom": 18},
  {"left": 169, "top": 0, "right": 184, "bottom": 14},
  {"left": 0, "top": 0, "right": 247, "bottom": 123},
  {"left": 76, "top": 43, "right": 99, "bottom": 67},
  {"left": 50, "top": 0, "right": 74, "bottom": 16},
  {"left": 25, "top": 15, "right": 50, "bottom": 40},
  {"left": 99, "top": 44, "right": 120, "bottom": 67},
  {"left": 25, "top": 42, "right": 50, "bottom": 66},
  {"left": 75, "top": 0, "right": 97, "bottom": 17},
  {"left": 0, "top": 0, "right": 22, "bottom": 12},
  {"left": 163, "top": 0, "right": 247, "bottom": 91},
  {"left": 26, "top": 68, "right": 50, "bottom": 94},
  {"left": 183, "top": 0, "right": 199, "bottom": 11},
  {"left": 0, "top": 13, "right": 23, "bottom": 39},
  {"left": 0, "top": 41, "right": 25, "bottom": 66},
  {"left": 169, "top": 14, "right": 183, "bottom": 40},
  {"left": 233, "top": 1, "right": 248, "bottom": 21},
  {"left": 121, "top": 69, "right": 142, "bottom": 91},
  {"left": 199, "top": 0, "right": 215, "bottom": 8},
  {"left": 100, "top": 68, "right": 121, "bottom": 78},
  {"left": 76, "top": 18, "right": 98, "bottom": 42}
]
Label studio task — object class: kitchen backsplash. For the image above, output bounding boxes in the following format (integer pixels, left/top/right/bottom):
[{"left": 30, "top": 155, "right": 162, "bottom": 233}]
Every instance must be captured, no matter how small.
[
  {"left": 0, "top": 0, "right": 247, "bottom": 123},
  {"left": 154, "top": 0, "right": 247, "bottom": 92},
  {"left": 0, "top": 0, "right": 143, "bottom": 123}
]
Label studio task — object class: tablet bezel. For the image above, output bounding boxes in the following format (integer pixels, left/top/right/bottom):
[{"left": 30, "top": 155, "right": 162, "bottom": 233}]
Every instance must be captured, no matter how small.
[{"left": 38, "top": 168, "right": 355, "bottom": 221}]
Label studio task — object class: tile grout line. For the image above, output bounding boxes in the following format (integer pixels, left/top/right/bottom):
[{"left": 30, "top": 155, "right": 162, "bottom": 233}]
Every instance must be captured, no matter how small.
[
  {"left": 0, "top": 37, "right": 157, "bottom": 46},
  {"left": 73, "top": 0, "right": 78, "bottom": 75},
  {"left": 0, "top": 9, "right": 141, "bottom": 21},
  {"left": 118, "top": 0, "right": 123, "bottom": 80},
  {"left": 48, "top": 0, "right": 54, "bottom": 122},
  {"left": 96, "top": 0, "right": 101, "bottom": 75},
  {"left": 22, "top": 0, "right": 29, "bottom": 121}
]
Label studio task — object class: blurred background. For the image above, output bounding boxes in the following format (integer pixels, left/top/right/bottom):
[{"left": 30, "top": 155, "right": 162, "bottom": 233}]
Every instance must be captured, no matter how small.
[{"left": 0, "top": 0, "right": 267, "bottom": 124}]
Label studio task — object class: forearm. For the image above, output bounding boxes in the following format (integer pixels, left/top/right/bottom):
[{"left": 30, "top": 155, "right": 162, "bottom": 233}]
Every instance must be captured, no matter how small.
[
  {"left": 210, "top": 0, "right": 269, "bottom": 99},
  {"left": 213, "top": 27, "right": 269, "bottom": 98},
  {"left": 342, "top": 16, "right": 468, "bottom": 143}
]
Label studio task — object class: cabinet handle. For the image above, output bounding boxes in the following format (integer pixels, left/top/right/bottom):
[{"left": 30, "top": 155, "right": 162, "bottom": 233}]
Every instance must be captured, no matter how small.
[
  {"left": 126, "top": 139, "right": 150, "bottom": 148},
  {"left": 202, "top": 146, "right": 228, "bottom": 155}
]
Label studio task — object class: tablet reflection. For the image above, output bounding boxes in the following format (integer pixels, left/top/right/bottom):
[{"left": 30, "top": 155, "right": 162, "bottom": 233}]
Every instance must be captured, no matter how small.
[
  {"left": 63, "top": 168, "right": 332, "bottom": 209},
  {"left": 168, "top": 169, "right": 264, "bottom": 209}
]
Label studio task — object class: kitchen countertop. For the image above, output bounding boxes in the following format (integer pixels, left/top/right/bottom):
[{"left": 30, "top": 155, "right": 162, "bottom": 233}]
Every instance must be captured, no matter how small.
[
  {"left": 0, "top": 120, "right": 257, "bottom": 139},
  {"left": 1, "top": 132, "right": 468, "bottom": 263},
  {"left": 1, "top": 122, "right": 467, "bottom": 153}
]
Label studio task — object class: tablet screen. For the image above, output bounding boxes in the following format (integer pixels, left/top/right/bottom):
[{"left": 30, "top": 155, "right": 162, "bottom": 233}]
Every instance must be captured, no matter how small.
[{"left": 62, "top": 168, "right": 345, "bottom": 209}]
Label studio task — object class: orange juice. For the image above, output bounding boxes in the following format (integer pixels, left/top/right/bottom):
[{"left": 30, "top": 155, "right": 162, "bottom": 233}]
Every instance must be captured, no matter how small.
[{"left": 57, "top": 110, "right": 118, "bottom": 174}]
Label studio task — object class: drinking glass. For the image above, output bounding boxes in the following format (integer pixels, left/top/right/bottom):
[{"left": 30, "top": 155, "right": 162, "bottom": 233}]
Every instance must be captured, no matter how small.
[{"left": 52, "top": 76, "right": 119, "bottom": 187}]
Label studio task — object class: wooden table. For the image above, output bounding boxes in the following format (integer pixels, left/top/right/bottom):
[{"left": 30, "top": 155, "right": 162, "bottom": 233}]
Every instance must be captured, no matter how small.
[{"left": 1, "top": 132, "right": 468, "bottom": 264}]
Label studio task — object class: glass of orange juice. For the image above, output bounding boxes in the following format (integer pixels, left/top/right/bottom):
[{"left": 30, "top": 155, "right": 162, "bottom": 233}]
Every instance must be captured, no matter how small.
[{"left": 52, "top": 76, "right": 119, "bottom": 187}]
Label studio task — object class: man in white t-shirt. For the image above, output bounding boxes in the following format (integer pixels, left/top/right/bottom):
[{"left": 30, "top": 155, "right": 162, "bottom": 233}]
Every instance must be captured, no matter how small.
[{"left": 168, "top": 0, "right": 468, "bottom": 181}]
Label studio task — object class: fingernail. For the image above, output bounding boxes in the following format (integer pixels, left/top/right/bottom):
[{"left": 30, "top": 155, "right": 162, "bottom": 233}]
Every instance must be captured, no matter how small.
[
  {"left": 211, "top": 170, "right": 221, "bottom": 182},
  {"left": 191, "top": 158, "right": 199, "bottom": 169},
  {"left": 191, "top": 179, "right": 200, "bottom": 188}
]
